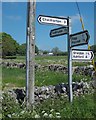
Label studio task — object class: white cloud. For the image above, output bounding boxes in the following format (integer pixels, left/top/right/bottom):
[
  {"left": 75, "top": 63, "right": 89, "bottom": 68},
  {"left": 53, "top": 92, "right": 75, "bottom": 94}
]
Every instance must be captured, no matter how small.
[
  {"left": 58, "top": 14, "right": 80, "bottom": 24},
  {"left": 71, "top": 14, "right": 85, "bottom": 26},
  {"left": 6, "top": 15, "right": 22, "bottom": 20},
  {"left": 71, "top": 14, "right": 80, "bottom": 24}
]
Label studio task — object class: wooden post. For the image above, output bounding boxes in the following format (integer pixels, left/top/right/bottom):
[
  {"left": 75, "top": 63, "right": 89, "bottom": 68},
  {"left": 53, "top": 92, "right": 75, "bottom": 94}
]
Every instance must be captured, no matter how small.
[
  {"left": 26, "top": 1, "right": 29, "bottom": 107},
  {"left": 26, "top": 0, "right": 36, "bottom": 108}
]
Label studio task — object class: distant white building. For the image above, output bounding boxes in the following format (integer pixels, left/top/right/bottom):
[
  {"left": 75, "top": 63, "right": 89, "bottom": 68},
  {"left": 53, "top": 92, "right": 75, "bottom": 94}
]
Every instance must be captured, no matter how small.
[
  {"left": 35, "top": 53, "right": 37, "bottom": 56},
  {"left": 48, "top": 52, "right": 53, "bottom": 56},
  {"left": 39, "top": 50, "right": 43, "bottom": 55}
]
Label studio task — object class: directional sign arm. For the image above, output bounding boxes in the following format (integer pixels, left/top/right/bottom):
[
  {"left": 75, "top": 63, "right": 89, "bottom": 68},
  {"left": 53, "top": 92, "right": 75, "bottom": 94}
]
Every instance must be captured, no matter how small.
[
  {"left": 37, "top": 15, "right": 68, "bottom": 26},
  {"left": 72, "top": 49, "right": 94, "bottom": 61},
  {"left": 70, "top": 30, "right": 90, "bottom": 47},
  {"left": 50, "top": 27, "right": 68, "bottom": 37}
]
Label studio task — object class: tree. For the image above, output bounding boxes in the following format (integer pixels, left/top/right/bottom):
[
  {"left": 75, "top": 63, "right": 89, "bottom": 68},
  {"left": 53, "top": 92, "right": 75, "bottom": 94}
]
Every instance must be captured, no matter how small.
[
  {"left": 17, "top": 43, "right": 39, "bottom": 55},
  {"left": 35, "top": 45, "right": 39, "bottom": 54},
  {"left": 51, "top": 47, "right": 60, "bottom": 55},
  {"left": 1, "top": 32, "right": 19, "bottom": 57},
  {"left": 1, "top": 32, "right": 39, "bottom": 57},
  {"left": 43, "top": 50, "right": 49, "bottom": 55},
  {"left": 18, "top": 43, "right": 26, "bottom": 55},
  {"left": 90, "top": 45, "right": 96, "bottom": 53}
]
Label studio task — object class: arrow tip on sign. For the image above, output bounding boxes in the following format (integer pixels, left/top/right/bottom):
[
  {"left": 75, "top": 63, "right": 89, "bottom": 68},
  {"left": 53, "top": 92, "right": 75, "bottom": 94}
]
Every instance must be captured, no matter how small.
[
  {"left": 86, "top": 31, "right": 90, "bottom": 43},
  {"left": 91, "top": 51, "right": 94, "bottom": 60},
  {"left": 38, "top": 16, "right": 41, "bottom": 23},
  {"left": 49, "top": 31, "right": 52, "bottom": 37}
]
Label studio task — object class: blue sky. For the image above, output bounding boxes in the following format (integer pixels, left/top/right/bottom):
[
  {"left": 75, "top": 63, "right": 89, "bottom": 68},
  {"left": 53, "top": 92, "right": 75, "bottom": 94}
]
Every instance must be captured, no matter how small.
[{"left": 2, "top": 2, "right": 94, "bottom": 51}]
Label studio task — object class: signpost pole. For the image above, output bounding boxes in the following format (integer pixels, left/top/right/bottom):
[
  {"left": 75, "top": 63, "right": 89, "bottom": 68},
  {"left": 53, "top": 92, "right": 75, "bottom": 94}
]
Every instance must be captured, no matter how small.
[{"left": 68, "top": 17, "right": 73, "bottom": 102}]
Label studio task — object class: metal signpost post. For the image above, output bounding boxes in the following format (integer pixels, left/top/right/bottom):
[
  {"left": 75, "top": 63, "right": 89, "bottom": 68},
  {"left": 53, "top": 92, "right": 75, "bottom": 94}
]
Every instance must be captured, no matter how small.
[
  {"left": 38, "top": 15, "right": 73, "bottom": 103},
  {"left": 68, "top": 17, "right": 73, "bottom": 103},
  {"left": 37, "top": 14, "right": 94, "bottom": 103},
  {"left": 25, "top": 0, "right": 94, "bottom": 109}
]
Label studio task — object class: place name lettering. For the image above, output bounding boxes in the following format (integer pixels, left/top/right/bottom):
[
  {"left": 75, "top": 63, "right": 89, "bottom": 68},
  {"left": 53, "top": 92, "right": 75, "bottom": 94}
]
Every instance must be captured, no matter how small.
[
  {"left": 42, "top": 18, "right": 62, "bottom": 23},
  {"left": 72, "top": 39, "right": 80, "bottom": 44},
  {"left": 73, "top": 52, "right": 84, "bottom": 55},
  {"left": 73, "top": 55, "right": 84, "bottom": 58}
]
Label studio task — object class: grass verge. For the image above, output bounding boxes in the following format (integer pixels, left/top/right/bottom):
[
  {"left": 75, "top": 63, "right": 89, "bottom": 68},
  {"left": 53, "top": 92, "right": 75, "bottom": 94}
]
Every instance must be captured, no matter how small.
[{"left": 2, "top": 67, "right": 91, "bottom": 88}]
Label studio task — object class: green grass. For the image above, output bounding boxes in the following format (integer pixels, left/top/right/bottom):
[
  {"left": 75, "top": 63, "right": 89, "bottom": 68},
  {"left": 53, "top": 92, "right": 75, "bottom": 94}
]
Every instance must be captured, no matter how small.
[
  {"left": 2, "top": 54, "right": 92, "bottom": 89},
  {"left": 2, "top": 55, "right": 95, "bottom": 119},
  {"left": 3, "top": 55, "right": 95, "bottom": 66},
  {"left": 0, "top": 66, "right": 2, "bottom": 90},
  {"left": 2, "top": 67, "right": 91, "bottom": 88},
  {"left": 2, "top": 67, "right": 26, "bottom": 88},
  {"left": 2, "top": 92, "right": 95, "bottom": 118},
  {"left": 35, "top": 94, "right": 95, "bottom": 118},
  {"left": 35, "top": 55, "right": 66, "bottom": 60},
  {"left": 35, "top": 69, "right": 68, "bottom": 86}
]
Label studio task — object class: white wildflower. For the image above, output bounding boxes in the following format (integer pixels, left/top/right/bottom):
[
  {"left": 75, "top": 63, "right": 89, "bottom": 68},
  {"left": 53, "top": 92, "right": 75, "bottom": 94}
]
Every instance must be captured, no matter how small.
[
  {"left": 49, "top": 114, "right": 53, "bottom": 118},
  {"left": 34, "top": 114, "right": 40, "bottom": 118},
  {"left": 42, "top": 110, "right": 45, "bottom": 114},
  {"left": 50, "top": 109, "right": 54, "bottom": 112},
  {"left": 7, "top": 114, "right": 11, "bottom": 118},
  {"left": 43, "top": 113, "right": 48, "bottom": 117},
  {"left": 12, "top": 113, "right": 15, "bottom": 116},
  {"left": 20, "top": 110, "right": 25, "bottom": 114},
  {"left": 56, "top": 115, "right": 61, "bottom": 118},
  {"left": 56, "top": 112, "right": 60, "bottom": 115}
]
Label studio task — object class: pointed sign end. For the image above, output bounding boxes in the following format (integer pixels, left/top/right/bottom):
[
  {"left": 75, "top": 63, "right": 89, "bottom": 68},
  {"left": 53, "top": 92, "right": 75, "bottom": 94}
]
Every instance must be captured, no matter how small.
[
  {"left": 37, "top": 16, "right": 41, "bottom": 23},
  {"left": 91, "top": 51, "right": 94, "bottom": 60},
  {"left": 86, "top": 31, "right": 90, "bottom": 43}
]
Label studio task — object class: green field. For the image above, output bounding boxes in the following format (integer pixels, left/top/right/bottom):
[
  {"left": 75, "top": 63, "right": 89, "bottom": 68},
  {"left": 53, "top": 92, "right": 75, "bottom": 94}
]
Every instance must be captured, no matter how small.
[
  {"left": 3, "top": 55, "right": 96, "bottom": 66},
  {"left": 2, "top": 55, "right": 95, "bottom": 119},
  {"left": 2, "top": 67, "right": 91, "bottom": 88},
  {"left": 2, "top": 55, "right": 93, "bottom": 88}
]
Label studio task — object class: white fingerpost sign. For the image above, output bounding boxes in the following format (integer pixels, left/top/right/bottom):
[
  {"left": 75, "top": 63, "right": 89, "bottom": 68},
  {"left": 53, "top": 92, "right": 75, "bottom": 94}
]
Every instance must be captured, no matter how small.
[
  {"left": 38, "top": 15, "right": 68, "bottom": 26},
  {"left": 72, "top": 49, "right": 94, "bottom": 61}
]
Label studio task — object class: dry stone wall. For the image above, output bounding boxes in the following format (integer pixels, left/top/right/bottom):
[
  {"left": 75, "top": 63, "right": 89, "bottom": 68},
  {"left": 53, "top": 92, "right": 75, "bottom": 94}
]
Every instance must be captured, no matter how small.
[
  {"left": 1, "top": 62, "right": 94, "bottom": 76},
  {"left": 3, "top": 81, "right": 95, "bottom": 104}
]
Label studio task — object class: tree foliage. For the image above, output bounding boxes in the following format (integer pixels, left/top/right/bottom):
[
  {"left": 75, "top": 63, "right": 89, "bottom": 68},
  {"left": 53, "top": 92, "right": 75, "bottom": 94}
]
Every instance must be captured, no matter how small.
[
  {"left": 17, "top": 43, "right": 26, "bottom": 55},
  {"left": 18, "top": 43, "right": 39, "bottom": 55},
  {"left": 1, "top": 32, "right": 39, "bottom": 57},
  {"left": 90, "top": 44, "right": 96, "bottom": 53},
  {"left": 1, "top": 32, "right": 69, "bottom": 57},
  {"left": 35, "top": 45, "right": 39, "bottom": 54},
  {"left": 1, "top": 32, "right": 19, "bottom": 57},
  {"left": 43, "top": 50, "right": 49, "bottom": 55},
  {"left": 51, "top": 47, "right": 60, "bottom": 55}
]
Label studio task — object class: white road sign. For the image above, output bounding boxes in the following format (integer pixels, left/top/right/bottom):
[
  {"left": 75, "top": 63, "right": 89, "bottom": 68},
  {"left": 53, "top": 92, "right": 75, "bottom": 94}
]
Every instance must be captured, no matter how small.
[
  {"left": 72, "top": 49, "right": 94, "bottom": 61},
  {"left": 70, "top": 30, "right": 90, "bottom": 47},
  {"left": 50, "top": 27, "right": 68, "bottom": 37},
  {"left": 38, "top": 15, "right": 68, "bottom": 26}
]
